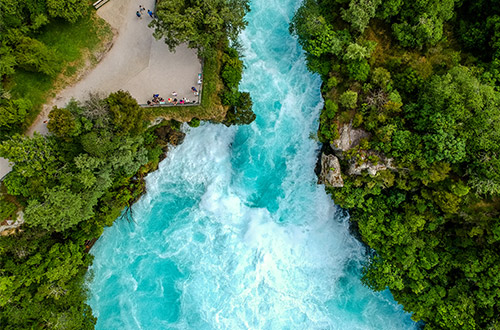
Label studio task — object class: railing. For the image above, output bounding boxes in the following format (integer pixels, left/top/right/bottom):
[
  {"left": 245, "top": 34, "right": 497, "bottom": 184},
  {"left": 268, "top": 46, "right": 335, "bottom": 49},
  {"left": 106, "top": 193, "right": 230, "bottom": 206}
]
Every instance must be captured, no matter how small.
[
  {"left": 139, "top": 101, "right": 199, "bottom": 108},
  {"left": 93, "top": 0, "right": 110, "bottom": 9},
  {"left": 140, "top": 68, "right": 204, "bottom": 108}
]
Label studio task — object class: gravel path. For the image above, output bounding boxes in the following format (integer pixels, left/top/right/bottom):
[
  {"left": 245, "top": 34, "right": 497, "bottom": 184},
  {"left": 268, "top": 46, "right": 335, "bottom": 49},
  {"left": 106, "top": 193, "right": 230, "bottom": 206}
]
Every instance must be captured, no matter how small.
[{"left": 0, "top": 0, "right": 201, "bottom": 179}]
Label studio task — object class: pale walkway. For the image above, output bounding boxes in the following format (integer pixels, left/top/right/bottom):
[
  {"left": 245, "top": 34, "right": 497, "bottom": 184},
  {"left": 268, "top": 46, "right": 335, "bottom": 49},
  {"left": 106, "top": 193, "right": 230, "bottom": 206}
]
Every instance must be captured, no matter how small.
[{"left": 0, "top": 0, "right": 201, "bottom": 179}]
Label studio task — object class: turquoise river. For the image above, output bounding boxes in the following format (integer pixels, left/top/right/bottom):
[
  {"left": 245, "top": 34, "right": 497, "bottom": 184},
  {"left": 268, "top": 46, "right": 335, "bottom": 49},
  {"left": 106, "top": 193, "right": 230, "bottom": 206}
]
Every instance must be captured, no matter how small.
[{"left": 87, "top": 0, "right": 418, "bottom": 328}]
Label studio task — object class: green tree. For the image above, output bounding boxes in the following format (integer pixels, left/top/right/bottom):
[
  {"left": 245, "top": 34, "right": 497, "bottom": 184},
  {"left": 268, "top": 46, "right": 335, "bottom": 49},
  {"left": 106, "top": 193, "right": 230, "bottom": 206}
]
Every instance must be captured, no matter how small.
[
  {"left": 25, "top": 186, "right": 95, "bottom": 232},
  {"left": 339, "top": 90, "right": 358, "bottom": 109},
  {"left": 290, "top": 0, "right": 349, "bottom": 58},
  {"left": 46, "top": 0, "right": 88, "bottom": 23},
  {"left": 347, "top": 59, "right": 370, "bottom": 81},
  {"left": 48, "top": 106, "right": 81, "bottom": 139},
  {"left": 12, "top": 35, "right": 60, "bottom": 76},
  {"left": 152, "top": 0, "right": 250, "bottom": 53},
  {"left": 390, "top": 0, "right": 457, "bottom": 47},
  {"left": 341, "top": 0, "right": 381, "bottom": 32},
  {"left": 106, "top": 90, "right": 145, "bottom": 136},
  {"left": 224, "top": 91, "right": 255, "bottom": 125},
  {"left": 0, "top": 98, "right": 30, "bottom": 129},
  {"left": 0, "top": 133, "right": 59, "bottom": 179},
  {"left": 0, "top": 43, "right": 17, "bottom": 77},
  {"left": 343, "top": 42, "right": 374, "bottom": 61}
]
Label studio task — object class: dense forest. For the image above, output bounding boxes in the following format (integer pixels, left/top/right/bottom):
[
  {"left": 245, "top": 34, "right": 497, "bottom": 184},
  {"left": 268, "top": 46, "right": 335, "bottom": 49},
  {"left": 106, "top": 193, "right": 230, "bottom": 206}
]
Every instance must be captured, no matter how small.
[
  {"left": 291, "top": 0, "right": 500, "bottom": 328},
  {"left": 0, "top": 0, "right": 252, "bottom": 328}
]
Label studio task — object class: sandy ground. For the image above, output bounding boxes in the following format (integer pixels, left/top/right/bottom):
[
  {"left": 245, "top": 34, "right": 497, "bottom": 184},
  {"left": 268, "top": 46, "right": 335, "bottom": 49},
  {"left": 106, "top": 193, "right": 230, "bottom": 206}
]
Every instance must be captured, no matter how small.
[{"left": 0, "top": 0, "right": 201, "bottom": 179}]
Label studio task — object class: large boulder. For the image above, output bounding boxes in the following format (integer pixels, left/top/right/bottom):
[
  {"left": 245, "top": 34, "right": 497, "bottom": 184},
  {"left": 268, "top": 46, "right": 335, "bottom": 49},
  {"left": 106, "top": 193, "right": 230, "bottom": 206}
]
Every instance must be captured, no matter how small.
[
  {"left": 318, "top": 153, "right": 344, "bottom": 187},
  {"left": 330, "top": 122, "right": 371, "bottom": 157}
]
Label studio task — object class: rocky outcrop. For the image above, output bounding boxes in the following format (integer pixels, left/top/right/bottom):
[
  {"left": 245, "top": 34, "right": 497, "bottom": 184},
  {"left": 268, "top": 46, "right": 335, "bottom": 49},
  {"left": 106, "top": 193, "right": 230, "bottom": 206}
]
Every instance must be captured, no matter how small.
[
  {"left": 330, "top": 122, "right": 371, "bottom": 157},
  {"left": 0, "top": 211, "right": 24, "bottom": 236},
  {"left": 347, "top": 151, "right": 395, "bottom": 176},
  {"left": 318, "top": 153, "right": 344, "bottom": 187},
  {"left": 155, "top": 125, "right": 186, "bottom": 146},
  {"left": 317, "top": 121, "right": 395, "bottom": 186}
]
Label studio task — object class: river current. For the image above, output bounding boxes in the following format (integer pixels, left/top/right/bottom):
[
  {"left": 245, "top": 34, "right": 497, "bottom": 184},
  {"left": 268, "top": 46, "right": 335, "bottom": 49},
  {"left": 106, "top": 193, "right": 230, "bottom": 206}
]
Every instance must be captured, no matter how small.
[{"left": 87, "top": 0, "right": 417, "bottom": 328}]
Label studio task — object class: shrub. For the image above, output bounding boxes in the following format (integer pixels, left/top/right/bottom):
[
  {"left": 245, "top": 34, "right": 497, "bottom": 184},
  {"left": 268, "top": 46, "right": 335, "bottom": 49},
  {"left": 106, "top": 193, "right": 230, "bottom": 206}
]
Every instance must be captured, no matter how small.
[
  {"left": 371, "top": 67, "right": 392, "bottom": 90},
  {"left": 188, "top": 118, "right": 201, "bottom": 127},
  {"left": 347, "top": 59, "right": 370, "bottom": 81},
  {"left": 339, "top": 90, "right": 358, "bottom": 109},
  {"left": 326, "top": 76, "right": 339, "bottom": 89},
  {"left": 324, "top": 99, "right": 338, "bottom": 118}
]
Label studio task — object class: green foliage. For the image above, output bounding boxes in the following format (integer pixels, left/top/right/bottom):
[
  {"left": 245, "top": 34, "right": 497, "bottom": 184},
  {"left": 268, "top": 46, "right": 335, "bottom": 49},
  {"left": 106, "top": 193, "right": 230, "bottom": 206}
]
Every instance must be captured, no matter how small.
[
  {"left": 25, "top": 187, "right": 95, "bottom": 232},
  {"left": 221, "top": 52, "right": 243, "bottom": 89},
  {"left": 221, "top": 46, "right": 245, "bottom": 107},
  {"left": 219, "top": 46, "right": 256, "bottom": 125},
  {"left": 371, "top": 67, "right": 392, "bottom": 90},
  {"left": 12, "top": 35, "right": 60, "bottom": 76},
  {"left": 0, "top": 232, "right": 97, "bottom": 329},
  {"left": 324, "top": 99, "right": 338, "bottom": 117},
  {"left": 48, "top": 106, "right": 81, "bottom": 139},
  {"left": 339, "top": 90, "right": 358, "bottom": 109},
  {"left": 344, "top": 42, "right": 374, "bottom": 61},
  {"left": 341, "top": 0, "right": 381, "bottom": 32},
  {"left": 326, "top": 76, "right": 338, "bottom": 89},
  {"left": 290, "top": 0, "right": 343, "bottom": 57},
  {"left": 318, "top": 99, "right": 339, "bottom": 143},
  {"left": 0, "top": 98, "right": 30, "bottom": 129},
  {"left": 377, "top": 0, "right": 403, "bottom": 19},
  {"left": 106, "top": 90, "right": 146, "bottom": 136},
  {"left": 1, "top": 6, "right": 113, "bottom": 133},
  {"left": 152, "top": 0, "right": 250, "bottom": 54},
  {"left": 0, "top": 196, "right": 17, "bottom": 220},
  {"left": 46, "top": 0, "right": 88, "bottom": 23},
  {"left": 224, "top": 91, "right": 255, "bottom": 125},
  {"left": 188, "top": 118, "right": 201, "bottom": 127},
  {"left": 347, "top": 59, "right": 370, "bottom": 81},
  {"left": 391, "top": 0, "right": 457, "bottom": 47},
  {"left": 0, "top": 44, "right": 16, "bottom": 77}
]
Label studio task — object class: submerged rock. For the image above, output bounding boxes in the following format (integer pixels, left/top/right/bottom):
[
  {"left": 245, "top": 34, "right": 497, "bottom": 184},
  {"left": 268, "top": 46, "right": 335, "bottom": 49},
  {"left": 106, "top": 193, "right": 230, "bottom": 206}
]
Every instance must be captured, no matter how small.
[{"left": 318, "top": 153, "right": 344, "bottom": 187}]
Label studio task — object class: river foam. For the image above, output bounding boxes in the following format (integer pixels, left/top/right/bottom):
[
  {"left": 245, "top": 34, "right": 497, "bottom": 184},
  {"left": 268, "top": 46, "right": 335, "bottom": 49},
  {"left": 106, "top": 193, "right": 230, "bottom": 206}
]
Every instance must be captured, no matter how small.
[{"left": 87, "top": 0, "right": 417, "bottom": 328}]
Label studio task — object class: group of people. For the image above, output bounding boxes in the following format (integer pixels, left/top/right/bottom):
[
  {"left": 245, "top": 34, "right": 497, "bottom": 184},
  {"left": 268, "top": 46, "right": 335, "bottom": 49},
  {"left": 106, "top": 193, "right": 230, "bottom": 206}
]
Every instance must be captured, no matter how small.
[
  {"left": 136, "top": 5, "right": 154, "bottom": 19},
  {"left": 145, "top": 76, "right": 202, "bottom": 106},
  {"left": 147, "top": 93, "right": 194, "bottom": 106}
]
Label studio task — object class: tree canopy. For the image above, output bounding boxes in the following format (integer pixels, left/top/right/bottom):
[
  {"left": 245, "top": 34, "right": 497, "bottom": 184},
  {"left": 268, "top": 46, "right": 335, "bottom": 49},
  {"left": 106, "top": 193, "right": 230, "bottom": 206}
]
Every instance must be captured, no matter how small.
[
  {"left": 0, "top": 91, "right": 157, "bottom": 328},
  {"left": 152, "top": 0, "right": 250, "bottom": 53}
]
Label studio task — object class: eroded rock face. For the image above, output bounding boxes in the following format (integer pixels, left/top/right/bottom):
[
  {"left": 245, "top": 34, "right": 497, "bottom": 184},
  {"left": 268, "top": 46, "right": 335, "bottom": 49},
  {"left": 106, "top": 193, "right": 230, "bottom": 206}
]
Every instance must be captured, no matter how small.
[
  {"left": 330, "top": 122, "right": 371, "bottom": 157},
  {"left": 0, "top": 211, "right": 24, "bottom": 236},
  {"left": 318, "top": 153, "right": 344, "bottom": 187},
  {"left": 155, "top": 125, "right": 186, "bottom": 146},
  {"left": 347, "top": 151, "right": 395, "bottom": 176}
]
